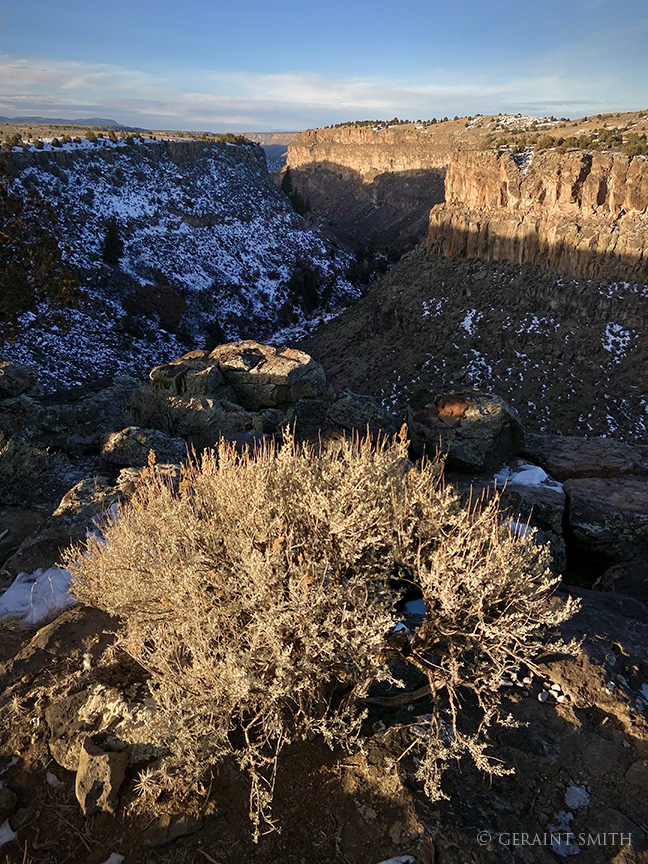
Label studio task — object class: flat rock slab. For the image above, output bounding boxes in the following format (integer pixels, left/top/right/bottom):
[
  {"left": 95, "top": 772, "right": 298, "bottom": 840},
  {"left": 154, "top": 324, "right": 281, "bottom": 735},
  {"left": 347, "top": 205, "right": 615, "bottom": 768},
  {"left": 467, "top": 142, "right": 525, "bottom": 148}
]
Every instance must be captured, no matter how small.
[
  {"left": 565, "top": 475, "right": 648, "bottom": 564},
  {"left": 525, "top": 433, "right": 648, "bottom": 482}
]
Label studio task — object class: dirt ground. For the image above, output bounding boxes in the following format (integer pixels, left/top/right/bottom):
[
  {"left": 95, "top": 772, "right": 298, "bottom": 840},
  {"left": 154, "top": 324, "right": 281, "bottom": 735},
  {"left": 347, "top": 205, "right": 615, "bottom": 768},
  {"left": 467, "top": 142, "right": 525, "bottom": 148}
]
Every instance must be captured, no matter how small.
[{"left": 0, "top": 582, "right": 647, "bottom": 864}]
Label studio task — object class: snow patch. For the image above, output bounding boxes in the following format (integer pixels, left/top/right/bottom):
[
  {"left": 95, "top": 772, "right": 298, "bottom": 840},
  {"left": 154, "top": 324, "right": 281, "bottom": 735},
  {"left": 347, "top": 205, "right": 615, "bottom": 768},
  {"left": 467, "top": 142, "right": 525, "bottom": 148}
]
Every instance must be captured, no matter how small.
[
  {"left": 565, "top": 783, "right": 590, "bottom": 810},
  {"left": 495, "top": 462, "right": 563, "bottom": 491},
  {"left": 0, "top": 566, "right": 74, "bottom": 626}
]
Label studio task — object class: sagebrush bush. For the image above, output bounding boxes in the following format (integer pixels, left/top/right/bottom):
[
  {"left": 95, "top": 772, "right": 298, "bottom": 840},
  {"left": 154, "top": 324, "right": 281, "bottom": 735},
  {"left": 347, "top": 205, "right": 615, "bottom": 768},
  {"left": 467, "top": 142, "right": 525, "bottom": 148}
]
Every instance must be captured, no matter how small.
[
  {"left": 0, "top": 433, "right": 61, "bottom": 505},
  {"left": 67, "top": 431, "right": 576, "bottom": 837}
]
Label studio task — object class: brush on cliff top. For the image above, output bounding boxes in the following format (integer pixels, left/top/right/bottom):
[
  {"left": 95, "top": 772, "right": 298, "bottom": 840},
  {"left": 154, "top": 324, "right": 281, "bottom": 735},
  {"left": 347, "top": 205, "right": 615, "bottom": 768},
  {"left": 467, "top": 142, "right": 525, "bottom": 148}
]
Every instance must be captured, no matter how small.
[{"left": 66, "top": 430, "right": 577, "bottom": 840}]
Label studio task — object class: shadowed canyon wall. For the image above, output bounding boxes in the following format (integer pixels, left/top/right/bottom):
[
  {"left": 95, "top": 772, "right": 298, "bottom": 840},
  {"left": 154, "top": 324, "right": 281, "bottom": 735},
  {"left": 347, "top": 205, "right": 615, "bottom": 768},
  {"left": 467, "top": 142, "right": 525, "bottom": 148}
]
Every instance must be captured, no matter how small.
[
  {"left": 427, "top": 150, "right": 648, "bottom": 281},
  {"left": 284, "top": 126, "right": 448, "bottom": 249},
  {"left": 286, "top": 127, "right": 648, "bottom": 281}
]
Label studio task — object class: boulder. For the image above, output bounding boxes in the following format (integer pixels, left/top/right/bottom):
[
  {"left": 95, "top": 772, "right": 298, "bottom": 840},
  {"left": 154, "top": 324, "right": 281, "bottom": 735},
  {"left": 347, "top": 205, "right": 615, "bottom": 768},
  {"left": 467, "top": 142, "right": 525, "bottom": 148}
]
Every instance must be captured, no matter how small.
[
  {"left": 208, "top": 341, "right": 332, "bottom": 410},
  {"left": 115, "top": 463, "right": 182, "bottom": 498},
  {"left": 0, "top": 605, "right": 118, "bottom": 684},
  {"left": 595, "top": 561, "right": 648, "bottom": 603},
  {"left": 564, "top": 476, "right": 648, "bottom": 565},
  {"left": 47, "top": 682, "right": 165, "bottom": 772},
  {"left": 407, "top": 391, "right": 524, "bottom": 472},
  {"left": 0, "top": 476, "right": 124, "bottom": 587},
  {"left": 0, "top": 361, "right": 39, "bottom": 398},
  {"left": 281, "top": 399, "right": 333, "bottom": 437},
  {"left": 75, "top": 737, "right": 128, "bottom": 816},
  {"left": 149, "top": 349, "right": 235, "bottom": 400},
  {"left": 326, "top": 390, "right": 398, "bottom": 437},
  {"left": 101, "top": 426, "right": 186, "bottom": 467},
  {"left": 499, "top": 481, "right": 567, "bottom": 573},
  {"left": 0, "top": 376, "right": 139, "bottom": 454},
  {"left": 524, "top": 433, "right": 648, "bottom": 482}
]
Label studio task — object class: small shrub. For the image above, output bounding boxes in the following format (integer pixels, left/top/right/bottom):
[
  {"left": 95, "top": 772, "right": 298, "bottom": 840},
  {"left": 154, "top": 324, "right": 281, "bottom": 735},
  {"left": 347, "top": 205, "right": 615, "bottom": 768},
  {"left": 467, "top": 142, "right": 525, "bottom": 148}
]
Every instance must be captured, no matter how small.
[
  {"left": 68, "top": 432, "right": 576, "bottom": 838},
  {"left": 126, "top": 385, "right": 218, "bottom": 449},
  {"left": 102, "top": 216, "right": 123, "bottom": 267},
  {"left": 0, "top": 433, "right": 61, "bottom": 505}
]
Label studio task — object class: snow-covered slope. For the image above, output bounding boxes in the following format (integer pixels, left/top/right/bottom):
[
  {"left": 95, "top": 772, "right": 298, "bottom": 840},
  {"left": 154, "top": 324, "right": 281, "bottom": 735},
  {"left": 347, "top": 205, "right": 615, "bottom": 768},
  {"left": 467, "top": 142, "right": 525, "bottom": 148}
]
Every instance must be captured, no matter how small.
[{"left": 3, "top": 138, "right": 356, "bottom": 389}]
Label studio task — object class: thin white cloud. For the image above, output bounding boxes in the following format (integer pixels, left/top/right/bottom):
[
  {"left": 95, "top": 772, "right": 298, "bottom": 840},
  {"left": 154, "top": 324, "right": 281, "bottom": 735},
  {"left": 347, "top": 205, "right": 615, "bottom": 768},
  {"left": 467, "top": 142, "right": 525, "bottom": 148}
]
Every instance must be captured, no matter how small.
[{"left": 0, "top": 54, "right": 643, "bottom": 130}]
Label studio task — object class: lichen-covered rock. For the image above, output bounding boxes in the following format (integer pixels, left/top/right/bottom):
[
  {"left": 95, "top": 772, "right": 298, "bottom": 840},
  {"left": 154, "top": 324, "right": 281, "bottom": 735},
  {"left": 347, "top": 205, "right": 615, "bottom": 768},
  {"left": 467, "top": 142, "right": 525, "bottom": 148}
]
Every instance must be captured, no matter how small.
[
  {"left": 47, "top": 682, "right": 165, "bottom": 773},
  {"left": 407, "top": 390, "right": 524, "bottom": 472},
  {"left": 75, "top": 737, "right": 128, "bottom": 816},
  {"left": 101, "top": 426, "right": 186, "bottom": 467},
  {"left": 149, "top": 349, "right": 235, "bottom": 400},
  {"left": 209, "top": 341, "right": 332, "bottom": 410},
  {"left": 524, "top": 433, "right": 648, "bottom": 482},
  {"left": 564, "top": 476, "right": 648, "bottom": 565},
  {"left": 326, "top": 390, "right": 398, "bottom": 436}
]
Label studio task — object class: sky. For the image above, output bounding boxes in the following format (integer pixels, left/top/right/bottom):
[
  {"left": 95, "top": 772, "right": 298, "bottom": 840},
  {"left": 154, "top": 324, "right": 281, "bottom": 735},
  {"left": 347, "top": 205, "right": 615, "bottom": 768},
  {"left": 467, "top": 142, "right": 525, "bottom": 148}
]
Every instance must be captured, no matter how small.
[{"left": 1, "top": 0, "right": 647, "bottom": 131}]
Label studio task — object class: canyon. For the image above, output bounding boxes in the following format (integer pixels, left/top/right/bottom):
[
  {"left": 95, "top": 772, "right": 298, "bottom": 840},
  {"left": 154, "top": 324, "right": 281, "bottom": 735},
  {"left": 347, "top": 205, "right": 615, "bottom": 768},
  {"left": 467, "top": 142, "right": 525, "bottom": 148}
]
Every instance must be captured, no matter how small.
[
  {"left": 290, "top": 117, "right": 648, "bottom": 440},
  {"left": 0, "top": 137, "right": 355, "bottom": 389}
]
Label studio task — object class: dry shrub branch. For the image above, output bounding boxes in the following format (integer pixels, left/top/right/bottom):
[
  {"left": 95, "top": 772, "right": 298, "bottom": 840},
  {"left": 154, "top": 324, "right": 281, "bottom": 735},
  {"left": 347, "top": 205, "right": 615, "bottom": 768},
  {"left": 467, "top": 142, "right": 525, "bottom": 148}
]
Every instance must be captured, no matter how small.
[{"left": 67, "top": 429, "right": 577, "bottom": 838}]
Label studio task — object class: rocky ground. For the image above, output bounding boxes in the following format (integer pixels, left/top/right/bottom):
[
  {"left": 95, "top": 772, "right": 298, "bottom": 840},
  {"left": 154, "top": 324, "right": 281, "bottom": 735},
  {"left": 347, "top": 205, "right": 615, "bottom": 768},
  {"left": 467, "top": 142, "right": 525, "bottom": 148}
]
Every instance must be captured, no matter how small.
[
  {"left": 300, "top": 250, "right": 648, "bottom": 441},
  {"left": 0, "top": 344, "right": 645, "bottom": 862}
]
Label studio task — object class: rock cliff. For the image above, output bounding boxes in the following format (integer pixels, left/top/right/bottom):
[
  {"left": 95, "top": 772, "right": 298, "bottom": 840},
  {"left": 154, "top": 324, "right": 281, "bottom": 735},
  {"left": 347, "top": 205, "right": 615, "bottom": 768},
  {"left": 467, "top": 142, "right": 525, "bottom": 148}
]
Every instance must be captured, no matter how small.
[
  {"left": 427, "top": 149, "right": 648, "bottom": 281},
  {"left": 284, "top": 126, "right": 449, "bottom": 248}
]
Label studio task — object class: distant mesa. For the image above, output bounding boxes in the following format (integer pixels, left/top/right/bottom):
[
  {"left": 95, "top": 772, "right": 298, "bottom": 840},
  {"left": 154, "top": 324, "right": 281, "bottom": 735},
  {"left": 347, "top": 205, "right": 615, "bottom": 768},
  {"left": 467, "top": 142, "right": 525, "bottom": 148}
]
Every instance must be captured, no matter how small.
[{"left": 0, "top": 115, "right": 145, "bottom": 131}]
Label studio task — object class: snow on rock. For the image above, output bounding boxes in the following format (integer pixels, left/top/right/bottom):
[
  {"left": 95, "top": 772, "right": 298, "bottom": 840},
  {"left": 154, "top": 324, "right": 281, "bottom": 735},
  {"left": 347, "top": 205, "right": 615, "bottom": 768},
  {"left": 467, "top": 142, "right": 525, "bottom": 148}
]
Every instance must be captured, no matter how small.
[
  {"left": 459, "top": 308, "right": 482, "bottom": 335},
  {"left": 0, "top": 820, "right": 16, "bottom": 850},
  {"left": 99, "top": 855, "right": 125, "bottom": 864},
  {"left": 4, "top": 139, "right": 357, "bottom": 389},
  {"left": 46, "top": 770, "right": 65, "bottom": 789},
  {"left": 0, "top": 566, "right": 75, "bottom": 626},
  {"left": 564, "top": 783, "right": 590, "bottom": 810},
  {"left": 404, "top": 598, "right": 426, "bottom": 616},
  {"left": 495, "top": 462, "right": 563, "bottom": 491},
  {"left": 601, "top": 322, "right": 636, "bottom": 362},
  {"left": 548, "top": 811, "right": 580, "bottom": 857}
]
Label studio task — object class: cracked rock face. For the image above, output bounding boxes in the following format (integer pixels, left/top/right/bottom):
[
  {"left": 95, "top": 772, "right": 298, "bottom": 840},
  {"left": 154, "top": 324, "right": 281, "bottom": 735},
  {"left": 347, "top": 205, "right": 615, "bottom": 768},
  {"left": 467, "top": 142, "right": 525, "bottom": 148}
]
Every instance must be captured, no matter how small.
[{"left": 427, "top": 149, "right": 648, "bottom": 282}]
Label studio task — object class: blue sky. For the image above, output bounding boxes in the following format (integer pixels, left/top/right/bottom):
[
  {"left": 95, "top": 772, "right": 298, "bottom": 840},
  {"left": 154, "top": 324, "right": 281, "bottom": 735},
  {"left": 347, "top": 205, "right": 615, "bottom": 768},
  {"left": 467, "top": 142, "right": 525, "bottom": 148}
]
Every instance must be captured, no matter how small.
[{"left": 1, "top": 0, "right": 646, "bottom": 130}]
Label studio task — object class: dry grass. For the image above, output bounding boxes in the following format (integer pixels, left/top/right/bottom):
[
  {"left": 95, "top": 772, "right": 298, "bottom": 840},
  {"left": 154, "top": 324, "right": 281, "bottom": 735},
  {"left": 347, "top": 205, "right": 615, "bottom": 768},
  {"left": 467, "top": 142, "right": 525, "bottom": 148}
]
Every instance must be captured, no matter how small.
[{"left": 66, "top": 429, "right": 576, "bottom": 838}]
